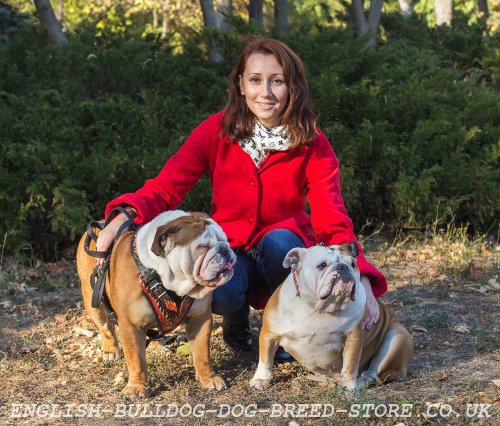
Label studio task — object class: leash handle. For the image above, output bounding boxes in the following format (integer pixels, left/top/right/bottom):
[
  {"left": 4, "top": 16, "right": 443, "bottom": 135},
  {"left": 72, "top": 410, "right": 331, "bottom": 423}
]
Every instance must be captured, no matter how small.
[
  {"left": 83, "top": 206, "right": 137, "bottom": 258},
  {"left": 84, "top": 206, "right": 138, "bottom": 308}
]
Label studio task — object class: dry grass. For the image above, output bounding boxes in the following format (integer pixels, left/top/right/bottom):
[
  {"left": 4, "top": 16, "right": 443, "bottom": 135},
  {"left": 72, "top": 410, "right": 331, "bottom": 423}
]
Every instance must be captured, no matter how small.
[{"left": 0, "top": 231, "right": 498, "bottom": 425}]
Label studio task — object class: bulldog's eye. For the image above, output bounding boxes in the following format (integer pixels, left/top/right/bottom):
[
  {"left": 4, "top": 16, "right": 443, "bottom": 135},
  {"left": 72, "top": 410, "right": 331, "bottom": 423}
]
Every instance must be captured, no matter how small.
[
  {"left": 196, "top": 244, "right": 211, "bottom": 251},
  {"left": 317, "top": 262, "right": 328, "bottom": 270}
]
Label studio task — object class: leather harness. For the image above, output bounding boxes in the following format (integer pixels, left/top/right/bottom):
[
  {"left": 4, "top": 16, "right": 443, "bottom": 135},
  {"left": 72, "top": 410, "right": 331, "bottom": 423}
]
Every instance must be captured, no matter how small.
[
  {"left": 83, "top": 207, "right": 194, "bottom": 341},
  {"left": 130, "top": 234, "right": 194, "bottom": 340}
]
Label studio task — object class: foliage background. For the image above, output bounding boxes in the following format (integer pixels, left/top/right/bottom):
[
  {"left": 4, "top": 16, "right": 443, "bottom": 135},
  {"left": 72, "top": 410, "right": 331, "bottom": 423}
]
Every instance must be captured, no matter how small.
[{"left": 0, "top": 1, "right": 498, "bottom": 260}]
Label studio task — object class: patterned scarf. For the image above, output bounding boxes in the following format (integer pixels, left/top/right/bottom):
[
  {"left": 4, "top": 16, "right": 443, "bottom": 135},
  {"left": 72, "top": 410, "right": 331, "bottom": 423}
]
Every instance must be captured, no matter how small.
[{"left": 239, "top": 121, "right": 292, "bottom": 168}]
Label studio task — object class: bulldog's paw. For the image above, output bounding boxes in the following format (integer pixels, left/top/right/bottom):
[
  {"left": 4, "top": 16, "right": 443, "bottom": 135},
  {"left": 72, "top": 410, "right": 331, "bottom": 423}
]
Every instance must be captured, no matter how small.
[
  {"left": 199, "top": 375, "right": 227, "bottom": 391},
  {"left": 250, "top": 378, "right": 271, "bottom": 390},
  {"left": 123, "top": 383, "right": 148, "bottom": 398},
  {"left": 340, "top": 378, "right": 359, "bottom": 393},
  {"left": 355, "top": 372, "right": 378, "bottom": 389},
  {"left": 102, "top": 350, "right": 120, "bottom": 362}
]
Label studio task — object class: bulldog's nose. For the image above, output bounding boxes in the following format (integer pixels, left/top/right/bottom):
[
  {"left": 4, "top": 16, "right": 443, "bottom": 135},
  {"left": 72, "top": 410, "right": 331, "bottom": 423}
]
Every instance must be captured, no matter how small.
[
  {"left": 216, "top": 243, "right": 230, "bottom": 259},
  {"left": 333, "top": 263, "right": 348, "bottom": 273}
]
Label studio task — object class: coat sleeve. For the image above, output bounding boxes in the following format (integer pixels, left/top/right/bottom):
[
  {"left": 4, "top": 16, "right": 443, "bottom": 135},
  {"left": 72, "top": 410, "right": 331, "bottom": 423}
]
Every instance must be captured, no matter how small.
[
  {"left": 105, "top": 116, "right": 215, "bottom": 225},
  {"left": 305, "top": 131, "right": 387, "bottom": 298}
]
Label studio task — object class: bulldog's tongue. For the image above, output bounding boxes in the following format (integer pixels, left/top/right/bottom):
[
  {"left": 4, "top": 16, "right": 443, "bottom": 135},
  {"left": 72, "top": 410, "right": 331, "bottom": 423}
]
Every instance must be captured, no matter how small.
[{"left": 222, "top": 263, "right": 233, "bottom": 271}]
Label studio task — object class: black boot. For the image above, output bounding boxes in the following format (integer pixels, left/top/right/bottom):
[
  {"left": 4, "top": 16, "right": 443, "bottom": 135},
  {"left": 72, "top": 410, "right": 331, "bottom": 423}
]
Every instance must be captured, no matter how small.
[
  {"left": 222, "top": 304, "right": 253, "bottom": 351},
  {"left": 274, "top": 346, "right": 295, "bottom": 363}
]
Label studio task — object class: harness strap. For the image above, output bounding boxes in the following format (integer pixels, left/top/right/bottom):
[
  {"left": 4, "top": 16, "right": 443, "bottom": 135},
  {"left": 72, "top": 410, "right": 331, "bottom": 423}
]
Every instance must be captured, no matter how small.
[
  {"left": 130, "top": 235, "right": 194, "bottom": 339},
  {"left": 84, "top": 206, "right": 137, "bottom": 309}
]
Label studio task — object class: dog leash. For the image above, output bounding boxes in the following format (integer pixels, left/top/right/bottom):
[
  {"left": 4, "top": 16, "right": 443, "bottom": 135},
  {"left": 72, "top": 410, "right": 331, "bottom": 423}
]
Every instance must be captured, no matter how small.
[{"left": 83, "top": 206, "right": 137, "bottom": 309}]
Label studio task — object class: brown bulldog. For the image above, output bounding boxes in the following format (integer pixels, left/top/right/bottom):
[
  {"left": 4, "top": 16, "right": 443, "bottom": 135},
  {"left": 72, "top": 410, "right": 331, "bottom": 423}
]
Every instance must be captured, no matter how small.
[
  {"left": 250, "top": 244, "right": 413, "bottom": 391},
  {"left": 77, "top": 210, "right": 236, "bottom": 397}
]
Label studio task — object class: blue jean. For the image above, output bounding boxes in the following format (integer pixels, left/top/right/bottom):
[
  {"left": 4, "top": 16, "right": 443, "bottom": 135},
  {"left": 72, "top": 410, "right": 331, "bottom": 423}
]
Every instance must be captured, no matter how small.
[{"left": 211, "top": 229, "right": 305, "bottom": 315}]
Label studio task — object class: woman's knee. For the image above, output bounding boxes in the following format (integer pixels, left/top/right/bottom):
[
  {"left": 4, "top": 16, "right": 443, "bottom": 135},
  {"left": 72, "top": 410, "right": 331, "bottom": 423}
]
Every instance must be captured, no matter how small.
[
  {"left": 258, "top": 228, "right": 305, "bottom": 260},
  {"left": 257, "top": 229, "right": 305, "bottom": 291},
  {"left": 211, "top": 252, "right": 254, "bottom": 315}
]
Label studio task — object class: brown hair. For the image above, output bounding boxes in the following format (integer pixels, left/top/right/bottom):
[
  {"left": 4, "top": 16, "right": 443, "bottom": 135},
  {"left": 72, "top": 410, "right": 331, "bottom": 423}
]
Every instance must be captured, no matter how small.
[{"left": 221, "top": 36, "right": 318, "bottom": 149}]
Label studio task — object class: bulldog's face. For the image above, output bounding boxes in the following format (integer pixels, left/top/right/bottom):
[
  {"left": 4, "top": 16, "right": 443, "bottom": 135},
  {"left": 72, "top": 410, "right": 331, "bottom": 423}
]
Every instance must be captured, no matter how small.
[
  {"left": 151, "top": 213, "right": 236, "bottom": 299},
  {"left": 283, "top": 243, "right": 360, "bottom": 313}
]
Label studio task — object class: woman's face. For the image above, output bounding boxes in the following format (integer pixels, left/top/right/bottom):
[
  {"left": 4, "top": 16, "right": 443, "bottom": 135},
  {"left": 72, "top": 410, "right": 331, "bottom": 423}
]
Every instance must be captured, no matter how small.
[{"left": 239, "top": 53, "right": 289, "bottom": 129}]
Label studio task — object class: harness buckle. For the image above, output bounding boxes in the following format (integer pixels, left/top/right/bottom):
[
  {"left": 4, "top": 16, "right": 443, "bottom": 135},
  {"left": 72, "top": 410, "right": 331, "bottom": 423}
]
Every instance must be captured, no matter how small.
[{"left": 142, "top": 270, "right": 160, "bottom": 284}]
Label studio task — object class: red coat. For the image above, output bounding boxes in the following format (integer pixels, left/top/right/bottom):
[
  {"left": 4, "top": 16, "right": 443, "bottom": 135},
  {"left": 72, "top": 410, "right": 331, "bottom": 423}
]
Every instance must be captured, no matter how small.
[{"left": 106, "top": 111, "right": 387, "bottom": 306}]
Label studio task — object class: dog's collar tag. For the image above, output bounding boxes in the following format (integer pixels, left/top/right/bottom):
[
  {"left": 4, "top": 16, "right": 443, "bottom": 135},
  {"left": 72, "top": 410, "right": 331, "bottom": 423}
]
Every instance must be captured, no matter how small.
[{"left": 292, "top": 268, "right": 301, "bottom": 297}]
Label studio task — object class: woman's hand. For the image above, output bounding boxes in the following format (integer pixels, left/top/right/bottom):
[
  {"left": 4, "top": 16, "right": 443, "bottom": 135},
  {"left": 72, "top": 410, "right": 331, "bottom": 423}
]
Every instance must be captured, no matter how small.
[
  {"left": 95, "top": 213, "right": 129, "bottom": 266},
  {"left": 361, "top": 275, "right": 379, "bottom": 330}
]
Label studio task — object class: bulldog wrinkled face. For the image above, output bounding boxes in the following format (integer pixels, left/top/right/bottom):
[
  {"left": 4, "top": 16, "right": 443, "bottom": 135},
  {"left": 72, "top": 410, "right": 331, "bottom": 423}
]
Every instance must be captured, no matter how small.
[
  {"left": 283, "top": 244, "right": 360, "bottom": 312},
  {"left": 151, "top": 214, "right": 236, "bottom": 298},
  {"left": 189, "top": 220, "right": 236, "bottom": 286}
]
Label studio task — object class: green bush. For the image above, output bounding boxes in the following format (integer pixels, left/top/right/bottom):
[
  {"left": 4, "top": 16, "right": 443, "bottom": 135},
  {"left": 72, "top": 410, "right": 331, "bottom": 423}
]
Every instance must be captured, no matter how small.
[{"left": 0, "top": 14, "right": 498, "bottom": 260}]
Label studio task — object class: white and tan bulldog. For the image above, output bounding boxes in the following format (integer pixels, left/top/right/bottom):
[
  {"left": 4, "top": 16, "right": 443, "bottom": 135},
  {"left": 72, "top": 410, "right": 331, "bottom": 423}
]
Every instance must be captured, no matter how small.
[
  {"left": 77, "top": 210, "right": 236, "bottom": 397},
  {"left": 250, "top": 244, "right": 413, "bottom": 391}
]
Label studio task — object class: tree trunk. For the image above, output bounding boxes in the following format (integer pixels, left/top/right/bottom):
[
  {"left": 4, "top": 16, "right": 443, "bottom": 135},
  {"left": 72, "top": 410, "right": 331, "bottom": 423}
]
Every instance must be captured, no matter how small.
[
  {"left": 216, "top": 0, "right": 232, "bottom": 32},
  {"left": 55, "top": 0, "right": 63, "bottom": 20},
  {"left": 200, "top": 0, "right": 219, "bottom": 28},
  {"left": 274, "top": 0, "right": 290, "bottom": 33},
  {"left": 435, "top": 0, "right": 452, "bottom": 26},
  {"left": 199, "top": 0, "right": 223, "bottom": 62},
  {"left": 477, "top": 0, "right": 489, "bottom": 18},
  {"left": 153, "top": 7, "right": 158, "bottom": 28},
  {"left": 33, "top": 0, "right": 68, "bottom": 46},
  {"left": 399, "top": 0, "right": 414, "bottom": 16},
  {"left": 248, "top": 0, "right": 264, "bottom": 29},
  {"left": 351, "top": 0, "right": 369, "bottom": 35},
  {"left": 161, "top": 10, "right": 168, "bottom": 38},
  {"left": 351, "top": 0, "right": 384, "bottom": 48},
  {"left": 367, "top": 0, "right": 383, "bottom": 32}
]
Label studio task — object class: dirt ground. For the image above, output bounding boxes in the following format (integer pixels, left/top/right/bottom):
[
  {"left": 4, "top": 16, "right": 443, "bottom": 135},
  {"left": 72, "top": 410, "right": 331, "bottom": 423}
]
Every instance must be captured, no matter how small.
[{"left": 0, "top": 235, "right": 498, "bottom": 425}]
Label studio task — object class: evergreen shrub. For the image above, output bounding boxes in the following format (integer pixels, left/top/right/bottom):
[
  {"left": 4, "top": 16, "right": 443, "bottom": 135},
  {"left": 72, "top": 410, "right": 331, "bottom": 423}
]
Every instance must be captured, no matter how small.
[{"left": 0, "top": 15, "right": 498, "bottom": 259}]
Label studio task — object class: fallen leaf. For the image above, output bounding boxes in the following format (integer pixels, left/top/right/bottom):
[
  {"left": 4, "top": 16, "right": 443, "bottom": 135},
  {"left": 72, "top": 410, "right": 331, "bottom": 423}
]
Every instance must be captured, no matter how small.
[
  {"left": 54, "top": 314, "right": 66, "bottom": 323},
  {"left": 492, "top": 379, "right": 500, "bottom": 387},
  {"left": 114, "top": 372, "right": 124, "bottom": 385},
  {"left": 19, "top": 345, "right": 40, "bottom": 353},
  {"left": 465, "top": 285, "right": 489, "bottom": 295},
  {"left": 465, "top": 260, "right": 484, "bottom": 281},
  {"left": 412, "top": 326, "right": 428, "bottom": 333},
  {"left": 387, "top": 300, "right": 404, "bottom": 309},
  {"left": 176, "top": 342, "right": 191, "bottom": 357},
  {"left": 454, "top": 324, "right": 471, "bottom": 333},
  {"left": 481, "top": 245, "right": 492, "bottom": 256},
  {"left": 302, "top": 374, "right": 329, "bottom": 384},
  {"left": 436, "top": 371, "right": 449, "bottom": 381},
  {"left": 486, "top": 278, "right": 500, "bottom": 291},
  {"left": 73, "top": 326, "right": 95, "bottom": 338}
]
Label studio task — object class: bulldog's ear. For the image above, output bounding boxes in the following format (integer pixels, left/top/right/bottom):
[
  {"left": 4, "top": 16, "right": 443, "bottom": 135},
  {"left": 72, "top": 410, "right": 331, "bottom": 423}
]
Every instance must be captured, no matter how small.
[
  {"left": 151, "top": 224, "right": 178, "bottom": 256},
  {"left": 339, "top": 242, "right": 359, "bottom": 258},
  {"left": 190, "top": 211, "right": 209, "bottom": 222},
  {"left": 283, "top": 248, "right": 305, "bottom": 269}
]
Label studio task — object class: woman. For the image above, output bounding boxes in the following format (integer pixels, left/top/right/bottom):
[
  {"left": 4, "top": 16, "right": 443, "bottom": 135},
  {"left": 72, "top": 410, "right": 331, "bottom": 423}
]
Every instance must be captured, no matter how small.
[{"left": 97, "top": 37, "right": 386, "bottom": 356}]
